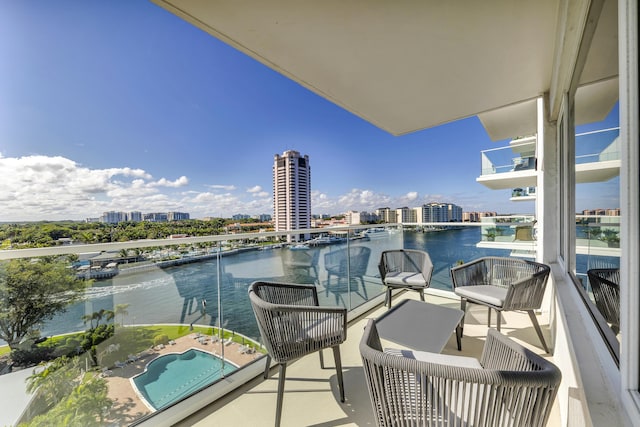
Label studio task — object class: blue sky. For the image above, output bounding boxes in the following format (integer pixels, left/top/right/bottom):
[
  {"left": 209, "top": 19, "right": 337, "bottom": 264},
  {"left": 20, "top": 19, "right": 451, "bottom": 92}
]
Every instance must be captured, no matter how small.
[{"left": 0, "top": 2, "right": 618, "bottom": 221}]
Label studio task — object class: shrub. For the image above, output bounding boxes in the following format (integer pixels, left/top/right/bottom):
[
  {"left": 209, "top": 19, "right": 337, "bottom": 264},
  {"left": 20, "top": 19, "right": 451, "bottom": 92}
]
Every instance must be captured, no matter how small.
[
  {"left": 11, "top": 347, "right": 55, "bottom": 367},
  {"left": 154, "top": 334, "right": 169, "bottom": 346}
]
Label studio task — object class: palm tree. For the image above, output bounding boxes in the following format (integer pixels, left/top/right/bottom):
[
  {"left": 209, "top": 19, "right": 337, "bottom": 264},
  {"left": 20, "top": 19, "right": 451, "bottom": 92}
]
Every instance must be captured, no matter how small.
[{"left": 114, "top": 304, "right": 130, "bottom": 326}]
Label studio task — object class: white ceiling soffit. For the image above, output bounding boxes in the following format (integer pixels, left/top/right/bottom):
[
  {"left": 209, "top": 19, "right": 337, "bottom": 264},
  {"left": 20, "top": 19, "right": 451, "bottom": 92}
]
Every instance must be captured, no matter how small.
[
  {"left": 152, "top": 0, "right": 561, "bottom": 136},
  {"left": 477, "top": 99, "right": 538, "bottom": 142},
  {"left": 478, "top": 77, "right": 619, "bottom": 141}
]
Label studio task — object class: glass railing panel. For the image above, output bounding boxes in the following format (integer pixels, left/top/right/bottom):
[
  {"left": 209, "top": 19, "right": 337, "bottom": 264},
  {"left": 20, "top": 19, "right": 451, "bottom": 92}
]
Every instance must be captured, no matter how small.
[
  {"left": 480, "top": 146, "right": 536, "bottom": 176},
  {"left": 575, "top": 216, "right": 621, "bottom": 280},
  {"left": 402, "top": 225, "right": 521, "bottom": 291},
  {"left": 575, "top": 216, "right": 620, "bottom": 339},
  {"left": 575, "top": 127, "right": 620, "bottom": 164},
  {"left": 511, "top": 186, "right": 537, "bottom": 198},
  {"left": 0, "top": 222, "right": 539, "bottom": 425},
  {"left": 477, "top": 215, "right": 536, "bottom": 243}
]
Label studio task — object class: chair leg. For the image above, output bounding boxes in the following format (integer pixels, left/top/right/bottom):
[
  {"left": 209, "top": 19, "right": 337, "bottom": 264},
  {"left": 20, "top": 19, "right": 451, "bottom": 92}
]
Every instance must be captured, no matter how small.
[
  {"left": 332, "top": 346, "right": 345, "bottom": 403},
  {"left": 263, "top": 354, "right": 272, "bottom": 379},
  {"left": 359, "top": 277, "right": 368, "bottom": 300},
  {"left": 275, "top": 363, "right": 287, "bottom": 427},
  {"left": 386, "top": 287, "right": 393, "bottom": 308},
  {"left": 319, "top": 349, "right": 325, "bottom": 369},
  {"left": 418, "top": 289, "right": 425, "bottom": 301},
  {"left": 527, "top": 310, "right": 550, "bottom": 353},
  {"left": 459, "top": 298, "right": 467, "bottom": 337},
  {"left": 487, "top": 306, "right": 492, "bottom": 327},
  {"left": 455, "top": 325, "right": 462, "bottom": 351},
  {"left": 496, "top": 309, "right": 501, "bottom": 331}
]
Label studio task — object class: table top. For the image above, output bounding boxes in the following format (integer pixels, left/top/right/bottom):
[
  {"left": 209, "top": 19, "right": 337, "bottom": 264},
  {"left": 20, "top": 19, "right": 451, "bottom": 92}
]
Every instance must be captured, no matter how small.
[{"left": 375, "top": 299, "right": 464, "bottom": 353}]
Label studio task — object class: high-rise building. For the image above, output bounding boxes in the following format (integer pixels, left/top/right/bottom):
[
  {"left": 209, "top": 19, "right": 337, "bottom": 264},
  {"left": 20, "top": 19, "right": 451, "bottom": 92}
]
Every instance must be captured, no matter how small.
[
  {"left": 101, "top": 211, "right": 126, "bottom": 224},
  {"left": 421, "top": 202, "right": 463, "bottom": 223},
  {"left": 168, "top": 211, "right": 190, "bottom": 221},
  {"left": 376, "top": 207, "right": 396, "bottom": 223},
  {"left": 128, "top": 211, "right": 143, "bottom": 222},
  {"left": 273, "top": 150, "right": 311, "bottom": 242}
]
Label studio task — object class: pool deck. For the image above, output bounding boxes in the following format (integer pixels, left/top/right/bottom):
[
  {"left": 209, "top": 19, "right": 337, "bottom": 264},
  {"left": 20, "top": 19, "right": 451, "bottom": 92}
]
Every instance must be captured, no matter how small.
[{"left": 103, "top": 334, "right": 261, "bottom": 425}]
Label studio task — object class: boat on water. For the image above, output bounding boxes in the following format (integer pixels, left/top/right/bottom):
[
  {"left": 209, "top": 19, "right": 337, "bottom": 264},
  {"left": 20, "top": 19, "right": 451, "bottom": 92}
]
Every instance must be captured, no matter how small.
[
  {"left": 362, "top": 227, "right": 390, "bottom": 239},
  {"left": 289, "top": 244, "right": 309, "bottom": 250},
  {"left": 308, "top": 235, "right": 346, "bottom": 246}
]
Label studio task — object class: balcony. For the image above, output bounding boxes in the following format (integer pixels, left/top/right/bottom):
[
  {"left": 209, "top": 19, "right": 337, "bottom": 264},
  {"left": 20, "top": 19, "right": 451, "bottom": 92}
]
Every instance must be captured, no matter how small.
[
  {"left": 0, "top": 224, "right": 568, "bottom": 426},
  {"left": 575, "top": 128, "right": 621, "bottom": 184},
  {"left": 511, "top": 186, "right": 537, "bottom": 202},
  {"left": 476, "top": 136, "right": 537, "bottom": 190},
  {"left": 476, "top": 215, "right": 537, "bottom": 258},
  {"left": 477, "top": 127, "right": 620, "bottom": 190}
]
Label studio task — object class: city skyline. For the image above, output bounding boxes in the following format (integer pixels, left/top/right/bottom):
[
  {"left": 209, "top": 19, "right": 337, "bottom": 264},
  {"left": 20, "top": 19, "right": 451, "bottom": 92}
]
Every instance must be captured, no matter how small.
[{"left": 0, "top": 2, "right": 619, "bottom": 222}]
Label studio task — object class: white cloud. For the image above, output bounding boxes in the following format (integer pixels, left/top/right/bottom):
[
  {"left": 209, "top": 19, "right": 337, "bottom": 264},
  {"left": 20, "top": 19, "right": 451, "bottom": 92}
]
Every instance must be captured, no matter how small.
[
  {"left": 0, "top": 155, "right": 192, "bottom": 221},
  {"left": 0, "top": 154, "right": 493, "bottom": 221},
  {"left": 209, "top": 184, "right": 236, "bottom": 191},
  {"left": 405, "top": 191, "right": 419, "bottom": 201},
  {"left": 151, "top": 176, "right": 189, "bottom": 188}
]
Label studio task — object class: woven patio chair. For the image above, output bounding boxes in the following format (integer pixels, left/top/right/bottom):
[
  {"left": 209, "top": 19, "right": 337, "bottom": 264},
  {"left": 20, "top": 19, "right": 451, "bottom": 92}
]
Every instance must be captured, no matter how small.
[
  {"left": 282, "top": 247, "right": 320, "bottom": 281},
  {"left": 324, "top": 245, "right": 371, "bottom": 298},
  {"left": 360, "top": 319, "right": 561, "bottom": 427},
  {"left": 248, "top": 281, "right": 347, "bottom": 427},
  {"left": 451, "top": 257, "right": 551, "bottom": 352},
  {"left": 587, "top": 268, "right": 620, "bottom": 334},
  {"left": 378, "top": 249, "right": 433, "bottom": 308}
]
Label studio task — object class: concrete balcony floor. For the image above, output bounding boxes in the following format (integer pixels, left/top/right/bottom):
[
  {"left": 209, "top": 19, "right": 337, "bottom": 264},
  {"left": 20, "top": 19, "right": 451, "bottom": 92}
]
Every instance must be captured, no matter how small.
[{"left": 176, "top": 292, "right": 560, "bottom": 427}]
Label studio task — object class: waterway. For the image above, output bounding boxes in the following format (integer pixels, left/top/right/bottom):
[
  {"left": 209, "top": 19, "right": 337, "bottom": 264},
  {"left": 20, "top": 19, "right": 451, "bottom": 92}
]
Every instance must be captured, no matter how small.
[{"left": 40, "top": 227, "right": 616, "bottom": 343}]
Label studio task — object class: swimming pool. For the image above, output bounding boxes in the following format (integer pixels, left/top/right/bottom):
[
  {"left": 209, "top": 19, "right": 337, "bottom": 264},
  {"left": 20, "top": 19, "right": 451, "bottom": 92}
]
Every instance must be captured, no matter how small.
[{"left": 132, "top": 348, "right": 237, "bottom": 410}]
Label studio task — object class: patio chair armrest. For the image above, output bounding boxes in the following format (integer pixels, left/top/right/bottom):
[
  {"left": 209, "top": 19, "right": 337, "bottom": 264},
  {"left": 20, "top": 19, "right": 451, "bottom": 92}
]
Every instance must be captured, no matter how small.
[
  {"left": 481, "top": 329, "right": 555, "bottom": 375},
  {"left": 502, "top": 271, "right": 549, "bottom": 310}
]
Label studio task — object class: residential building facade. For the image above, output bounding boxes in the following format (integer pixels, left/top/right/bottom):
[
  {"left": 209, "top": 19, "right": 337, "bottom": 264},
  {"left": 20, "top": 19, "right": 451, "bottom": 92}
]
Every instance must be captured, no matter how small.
[{"left": 273, "top": 150, "right": 311, "bottom": 242}]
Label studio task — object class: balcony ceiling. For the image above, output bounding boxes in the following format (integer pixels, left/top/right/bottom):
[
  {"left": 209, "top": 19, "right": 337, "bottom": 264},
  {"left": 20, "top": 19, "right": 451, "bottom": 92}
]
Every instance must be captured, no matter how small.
[{"left": 153, "top": 1, "right": 618, "bottom": 138}]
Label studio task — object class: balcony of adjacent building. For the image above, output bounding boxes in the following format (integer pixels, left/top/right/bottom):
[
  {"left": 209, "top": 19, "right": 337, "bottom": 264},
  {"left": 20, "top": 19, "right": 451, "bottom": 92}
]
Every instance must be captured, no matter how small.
[
  {"left": 476, "top": 215, "right": 538, "bottom": 259},
  {"left": 476, "top": 127, "right": 620, "bottom": 191}
]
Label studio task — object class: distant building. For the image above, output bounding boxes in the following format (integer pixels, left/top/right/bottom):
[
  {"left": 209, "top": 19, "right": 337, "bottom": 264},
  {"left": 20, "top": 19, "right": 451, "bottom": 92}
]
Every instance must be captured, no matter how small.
[
  {"left": 256, "top": 213, "right": 272, "bottom": 222},
  {"left": 396, "top": 207, "right": 417, "bottom": 223},
  {"left": 419, "top": 202, "right": 463, "bottom": 223},
  {"left": 345, "top": 211, "right": 361, "bottom": 225},
  {"left": 128, "top": 211, "right": 143, "bottom": 222},
  {"left": 232, "top": 214, "right": 251, "bottom": 220},
  {"left": 462, "top": 212, "right": 478, "bottom": 222},
  {"left": 376, "top": 207, "right": 396, "bottom": 223},
  {"left": 583, "top": 208, "right": 620, "bottom": 216},
  {"left": 101, "top": 211, "right": 126, "bottom": 224},
  {"left": 273, "top": 150, "right": 311, "bottom": 242},
  {"left": 144, "top": 212, "right": 168, "bottom": 222},
  {"left": 167, "top": 212, "right": 190, "bottom": 221}
]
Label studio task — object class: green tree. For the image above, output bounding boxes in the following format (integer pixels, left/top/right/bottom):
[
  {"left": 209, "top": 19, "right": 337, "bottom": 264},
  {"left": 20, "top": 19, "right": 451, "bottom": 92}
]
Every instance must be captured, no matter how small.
[
  {"left": 81, "top": 309, "right": 114, "bottom": 331},
  {"left": 26, "top": 356, "right": 80, "bottom": 408},
  {"left": 23, "top": 358, "right": 112, "bottom": 427},
  {"left": 114, "top": 303, "right": 130, "bottom": 326},
  {"left": 0, "top": 258, "right": 88, "bottom": 350}
]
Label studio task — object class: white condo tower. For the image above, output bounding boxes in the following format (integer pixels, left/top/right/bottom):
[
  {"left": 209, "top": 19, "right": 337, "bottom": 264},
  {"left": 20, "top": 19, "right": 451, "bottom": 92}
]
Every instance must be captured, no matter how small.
[{"left": 273, "top": 150, "right": 311, "bottom": 242}]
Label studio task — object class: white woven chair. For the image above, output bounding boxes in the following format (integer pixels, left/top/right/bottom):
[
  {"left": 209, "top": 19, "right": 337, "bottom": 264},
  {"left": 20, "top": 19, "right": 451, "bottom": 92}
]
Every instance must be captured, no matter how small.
[
  {"left": 248, "top": 281, "right": 347, "bottom": 427},
  {"left": 378, "top": 249, "right": 433, "bottom": 308},
  {"left": 360, "top": 319, "right": 561, "bottom": 427},
  {"left": 451, "top": 257, "right": 551, "bottom": 352}
]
